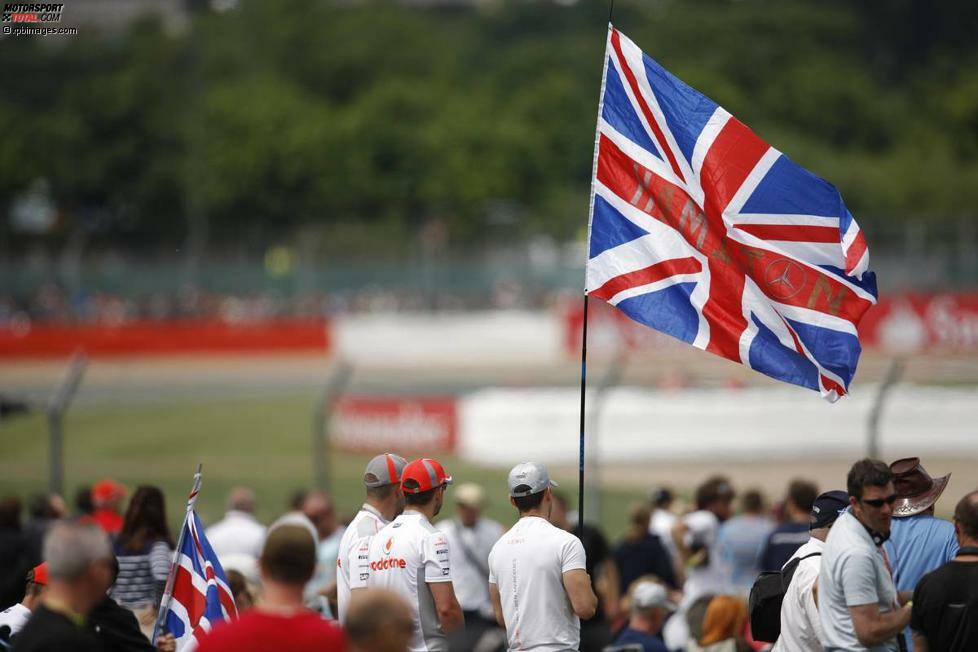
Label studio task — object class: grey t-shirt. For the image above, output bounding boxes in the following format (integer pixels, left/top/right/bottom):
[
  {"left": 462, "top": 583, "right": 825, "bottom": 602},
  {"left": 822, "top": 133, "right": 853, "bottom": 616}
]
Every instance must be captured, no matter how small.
[{"left": 818, "top": 509, "right": 900, "bottom": 651}]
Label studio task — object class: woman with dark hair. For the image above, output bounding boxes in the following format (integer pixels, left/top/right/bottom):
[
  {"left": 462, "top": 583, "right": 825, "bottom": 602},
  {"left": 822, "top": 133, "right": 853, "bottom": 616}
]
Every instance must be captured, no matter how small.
[
  {"left": 0, "top": 496, "right": 29, "bottom": 609},
  {"left": 110, "top": 486, "right": 174, "bottom": 628}
]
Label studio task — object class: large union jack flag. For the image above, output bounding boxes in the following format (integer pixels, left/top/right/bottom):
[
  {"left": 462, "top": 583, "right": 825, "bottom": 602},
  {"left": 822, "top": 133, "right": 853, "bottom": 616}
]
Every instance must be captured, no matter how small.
[
  {"left": 587, "top": 26, "right": 879, "bottom": 401},
  {"left": 162, "top": 511, "right": 237, "bottom": 651}
]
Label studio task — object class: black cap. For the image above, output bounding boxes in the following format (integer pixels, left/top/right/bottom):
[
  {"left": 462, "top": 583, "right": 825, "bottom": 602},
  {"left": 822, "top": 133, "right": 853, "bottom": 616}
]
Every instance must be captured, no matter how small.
[{"left": 810, "top": 490, "right": 849, "bottom": 530}]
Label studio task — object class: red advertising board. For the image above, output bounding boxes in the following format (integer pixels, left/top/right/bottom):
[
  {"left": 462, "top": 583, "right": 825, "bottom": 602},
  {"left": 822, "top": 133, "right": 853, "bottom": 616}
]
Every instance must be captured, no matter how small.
[
  {"left": 858, "top": 293, "right": 978, "bottom": 352},
  {"left": 0, "top": 319, "right": 330, "bottom": 358},
  {"left": 331, "top": 396, "right": 458, "bottom": 454}
]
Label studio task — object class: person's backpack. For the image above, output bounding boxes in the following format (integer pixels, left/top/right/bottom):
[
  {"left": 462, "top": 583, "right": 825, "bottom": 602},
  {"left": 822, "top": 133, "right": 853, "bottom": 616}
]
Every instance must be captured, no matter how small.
[{"left": 748, "top": 551, "right": 821, "bottom": 642}]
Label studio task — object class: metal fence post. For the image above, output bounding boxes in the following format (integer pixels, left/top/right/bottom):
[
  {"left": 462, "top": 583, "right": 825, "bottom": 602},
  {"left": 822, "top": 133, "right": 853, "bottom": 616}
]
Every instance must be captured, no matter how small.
[
  {"left": 46, "top": 352, "right": 88, "bottom": 495},
  {"left": 867, "top": 357, "right": 905, "bottom": 460},
  {"left": 312, "top": 359, "right": 354, "bottom": 492}
]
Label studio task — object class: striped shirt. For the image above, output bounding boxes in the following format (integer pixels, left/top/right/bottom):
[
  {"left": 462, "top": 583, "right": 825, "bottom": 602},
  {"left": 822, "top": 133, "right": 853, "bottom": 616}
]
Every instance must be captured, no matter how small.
[{"left": 110, "top": 540, "right": 173, "bottom": 608}]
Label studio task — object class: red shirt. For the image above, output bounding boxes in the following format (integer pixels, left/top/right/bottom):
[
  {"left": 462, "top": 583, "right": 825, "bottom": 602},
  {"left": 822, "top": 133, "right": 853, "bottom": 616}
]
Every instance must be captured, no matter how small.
[
  {"left": 93, "top": 509, "right": 124, "bottom": 536},
  {"left": 195, "top": 610, "right": 346, "bottom": 652}
]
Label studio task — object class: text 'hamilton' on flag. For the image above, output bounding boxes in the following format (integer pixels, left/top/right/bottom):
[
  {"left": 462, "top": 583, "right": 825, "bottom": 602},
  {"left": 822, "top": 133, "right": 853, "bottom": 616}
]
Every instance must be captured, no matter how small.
[{"left": 586, "top": 25, "right": 878, "bottom": 402}]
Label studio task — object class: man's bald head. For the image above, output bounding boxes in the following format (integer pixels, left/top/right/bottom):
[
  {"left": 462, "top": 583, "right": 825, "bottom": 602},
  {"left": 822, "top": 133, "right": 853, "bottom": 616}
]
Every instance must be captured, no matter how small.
[{"left": 954, "top": 490, "right": 978, "bottom": 543}]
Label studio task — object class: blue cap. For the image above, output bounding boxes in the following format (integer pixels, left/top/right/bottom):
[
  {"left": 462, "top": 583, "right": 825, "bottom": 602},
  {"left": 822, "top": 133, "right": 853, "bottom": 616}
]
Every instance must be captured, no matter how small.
[{"left": 811, "top": 490, "right": 849, "bottom": 529}]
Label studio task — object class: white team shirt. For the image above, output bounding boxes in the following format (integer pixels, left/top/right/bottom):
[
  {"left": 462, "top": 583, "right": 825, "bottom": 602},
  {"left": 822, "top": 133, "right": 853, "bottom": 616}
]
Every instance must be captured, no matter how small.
[
  {"left": 772, "top": 537, "right": 825, "bottom": 652},
  {"left": 650, "top": 507, "right": 679, "bottom": 563},
  {"left": 359, "top": 511, "right": 453, "bottom": 652},
  {"left": 663, "top": 510, "right": 729, "bottom": 651},
  {"left": 336, "top": 503, "right": 388, "bottom": 624},
  {"left": 488, "top": 515, "right": 587, "bottom": 652},
  {"left": 206, "top": 510, "right": 267, "bottom": 561},
  {"left": 0, "top": 603, "right": 31, "bottom": 637},
  {"left": 436, "top": 517, "right": 504, "bottom": 618},
  {"left": 680, "top": 509, "right": 729, "bottom": 606}
]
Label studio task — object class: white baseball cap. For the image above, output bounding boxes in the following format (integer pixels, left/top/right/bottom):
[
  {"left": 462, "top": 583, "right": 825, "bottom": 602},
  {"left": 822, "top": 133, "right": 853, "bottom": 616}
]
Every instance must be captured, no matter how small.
[
  {"left": 632, "top": 581, "right": 676, "bottom": 612},
  {"left": 507, "top": 462, "right": 558, "bottom": 498}
]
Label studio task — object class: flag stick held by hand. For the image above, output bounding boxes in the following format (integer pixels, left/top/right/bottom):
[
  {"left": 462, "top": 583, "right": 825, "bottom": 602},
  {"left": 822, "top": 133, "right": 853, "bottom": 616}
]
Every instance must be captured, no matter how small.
[{"left": 152, "top": 464, "right": 203, "bottom": 644}]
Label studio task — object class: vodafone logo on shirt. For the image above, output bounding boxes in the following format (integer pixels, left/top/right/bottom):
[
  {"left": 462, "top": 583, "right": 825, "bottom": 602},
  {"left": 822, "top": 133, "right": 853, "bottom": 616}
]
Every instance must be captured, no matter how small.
[
  {"left": 370, "top": 536, "right": 406, "bottom": 570},
  {"left": 370, "top": 557, "right": 407, "bottom": 571}
]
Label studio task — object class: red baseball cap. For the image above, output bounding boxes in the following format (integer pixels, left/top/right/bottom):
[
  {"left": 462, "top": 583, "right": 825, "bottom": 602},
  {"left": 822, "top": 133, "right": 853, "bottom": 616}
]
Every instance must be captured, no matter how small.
[
  {"left": 92, "top": 479, "right": 126, "bottom": 504},
  {"left": 401, "top": 458, "right": 453, "bottom": 494},
  {"left": 31, "top": 562, "right": 48, "bottom": 586}
]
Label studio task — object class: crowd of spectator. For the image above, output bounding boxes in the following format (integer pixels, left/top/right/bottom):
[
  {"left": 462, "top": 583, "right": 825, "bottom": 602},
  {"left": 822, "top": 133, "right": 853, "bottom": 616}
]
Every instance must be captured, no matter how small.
[
  {"left": 0, "top": 278, "right": 561, "bottom": 327},
  {"left": 0, "top": 453, "right": 975, "bottom": 652},
  {"left": 0, "top": 285, "right": 336, "bottom": 327}
]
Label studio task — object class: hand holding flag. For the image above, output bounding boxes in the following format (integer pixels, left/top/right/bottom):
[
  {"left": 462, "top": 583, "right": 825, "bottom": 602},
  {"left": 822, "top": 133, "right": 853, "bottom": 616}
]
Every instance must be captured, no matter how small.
[{"left": 153, "top": 465, "right": 237, "bottom": 651}]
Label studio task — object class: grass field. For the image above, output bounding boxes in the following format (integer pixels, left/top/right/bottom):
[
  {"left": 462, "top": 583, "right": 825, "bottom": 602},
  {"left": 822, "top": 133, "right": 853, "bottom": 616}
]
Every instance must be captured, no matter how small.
[
  {"left": 3, "top": 354, "right": 974, "bottom": 537},
  {"left": 0, "top": 392, "right": 648, "bottom": 539}
]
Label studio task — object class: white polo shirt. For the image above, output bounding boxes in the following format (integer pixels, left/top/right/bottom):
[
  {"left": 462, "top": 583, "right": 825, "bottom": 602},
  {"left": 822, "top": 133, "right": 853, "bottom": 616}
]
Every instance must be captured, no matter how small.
[
  {"left": 359, "top": 511, "right": 453, "bottom": 652},
  {"left": 206, "top": 510, "right": 267, "bottom": 561},
  {"left": 819, "top": 510, "right": 900, "bottom": 652},
  {"left": 488, "top": 515, "right": 587, "bottom": 652},
  {"left": 336, "top": 503, "right": 387, "bottom": 624},
  {"left": 650, "top": 507, "right": 679, "bottom": 564},
  {"left": 772, "top": 537, "right": 825, "bottom": 652}
]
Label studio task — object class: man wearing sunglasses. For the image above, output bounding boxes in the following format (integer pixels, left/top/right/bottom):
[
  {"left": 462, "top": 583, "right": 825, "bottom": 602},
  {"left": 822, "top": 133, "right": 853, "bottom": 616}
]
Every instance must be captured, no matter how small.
[{"left": 819, "top": 459, "right": 912, "bottom": 652}]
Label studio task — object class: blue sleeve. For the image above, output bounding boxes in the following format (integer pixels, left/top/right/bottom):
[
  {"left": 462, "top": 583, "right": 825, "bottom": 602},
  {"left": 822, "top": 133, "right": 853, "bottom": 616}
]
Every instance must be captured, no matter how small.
[{"left": 945, "top": 525, "right": 960, "bottom": 561}]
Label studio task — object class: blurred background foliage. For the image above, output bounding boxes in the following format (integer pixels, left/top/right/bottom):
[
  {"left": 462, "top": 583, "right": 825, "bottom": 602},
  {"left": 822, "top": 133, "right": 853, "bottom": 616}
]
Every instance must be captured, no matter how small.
[{"left": 1, "top": 0, "right": 976, "bottom": 259}]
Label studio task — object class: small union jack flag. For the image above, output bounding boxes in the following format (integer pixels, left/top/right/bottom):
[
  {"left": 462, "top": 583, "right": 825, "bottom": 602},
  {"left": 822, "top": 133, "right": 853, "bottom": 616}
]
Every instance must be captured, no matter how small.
[
  {"left": 587, "top": 26, "right": 878, "bottom": 400},
  {"left": 161, "top": 511, "right": 237, "bottom": 651}
]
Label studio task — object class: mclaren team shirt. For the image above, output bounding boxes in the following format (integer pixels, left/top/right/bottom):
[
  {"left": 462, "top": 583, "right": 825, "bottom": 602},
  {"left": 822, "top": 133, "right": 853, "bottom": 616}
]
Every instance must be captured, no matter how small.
[
  {"left": 358, "top": 511, "right": 453, "bottom": 652},
  {"left": 336, "top": 503, "right": 387, "bottom": 624},
  {"left": 488, "top": 515, "right": 588, "bottom": 652}
]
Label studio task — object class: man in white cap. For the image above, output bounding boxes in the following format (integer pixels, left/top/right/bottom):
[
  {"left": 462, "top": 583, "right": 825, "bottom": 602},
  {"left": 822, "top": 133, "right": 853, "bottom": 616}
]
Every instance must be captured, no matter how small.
[
  {"left": 436, "top": 483, "right": 505, "bottom": 652},
  {"left": 357, "top": 457, "right": 463, "bottom": 652},
  {"left": 610, "top": 580, "right": 674, "bottom": 652},
  {"left": 336, "top": 452, "right": 408, "bottom": 624},
  {"left": 488, "top": 461, "right": 597, "bottom": 652}
]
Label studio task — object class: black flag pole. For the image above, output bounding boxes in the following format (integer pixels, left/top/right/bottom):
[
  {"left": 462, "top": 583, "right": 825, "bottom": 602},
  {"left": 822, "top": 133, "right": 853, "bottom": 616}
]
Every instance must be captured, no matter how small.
[
  {"left": 153, "top": 463, "right": 203, "bottom": 644},
  {"left": 577, "top": 4, "right": 614, "bottom": 539},
  {"left": 577, "top": 293, "right": 589, "bottom": 540}
]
